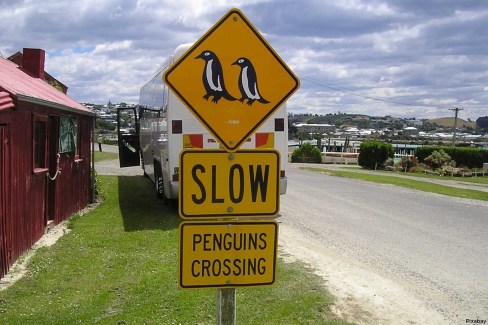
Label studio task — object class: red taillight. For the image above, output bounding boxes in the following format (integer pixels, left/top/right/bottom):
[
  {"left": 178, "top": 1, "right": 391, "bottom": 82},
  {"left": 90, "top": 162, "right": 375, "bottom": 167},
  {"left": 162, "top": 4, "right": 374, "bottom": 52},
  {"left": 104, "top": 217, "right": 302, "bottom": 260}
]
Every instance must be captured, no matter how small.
[
  {"left": 280, "top": 170, "right": 286, "bottom": 178},
  {"left": 172, "top": 173, "right": 179, "bottom": 182},
  {"left": 172, "top": 120, "right": 182, "bottom": 134}
]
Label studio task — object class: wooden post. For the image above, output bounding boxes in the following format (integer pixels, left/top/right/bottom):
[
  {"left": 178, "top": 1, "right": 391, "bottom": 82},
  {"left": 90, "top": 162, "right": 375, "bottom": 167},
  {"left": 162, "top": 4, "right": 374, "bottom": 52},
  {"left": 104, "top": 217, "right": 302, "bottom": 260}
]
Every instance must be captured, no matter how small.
[{"left": 217, "top": 288, "right": 236, "bottom": 325}]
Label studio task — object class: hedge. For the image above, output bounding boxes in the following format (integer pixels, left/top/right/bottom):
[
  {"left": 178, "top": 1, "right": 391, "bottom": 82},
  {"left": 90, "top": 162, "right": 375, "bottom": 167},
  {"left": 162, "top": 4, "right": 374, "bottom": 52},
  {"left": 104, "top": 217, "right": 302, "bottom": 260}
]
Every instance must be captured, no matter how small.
[
  {"left": 415, "top": 146, "right": 488, "bottom": 169},
  {"left": 358, "top": 141, "right": 395, "bottom": 169},
  {"left": 291, "top": 142, "right": 323, "bottom": 163}
]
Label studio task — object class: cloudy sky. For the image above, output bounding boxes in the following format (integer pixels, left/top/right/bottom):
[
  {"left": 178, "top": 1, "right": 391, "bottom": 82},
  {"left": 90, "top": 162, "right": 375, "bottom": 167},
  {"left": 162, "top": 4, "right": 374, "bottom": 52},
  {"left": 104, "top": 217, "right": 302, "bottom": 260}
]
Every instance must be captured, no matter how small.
[{"left": 1, "top": 0, "right": 487, "bottom": 120}]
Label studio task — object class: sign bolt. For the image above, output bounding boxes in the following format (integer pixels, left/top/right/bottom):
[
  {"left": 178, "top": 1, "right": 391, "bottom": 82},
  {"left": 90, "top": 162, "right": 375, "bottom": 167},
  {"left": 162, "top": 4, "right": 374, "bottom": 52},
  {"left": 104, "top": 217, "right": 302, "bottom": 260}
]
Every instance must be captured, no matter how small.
[{"left": 227, "top": 207, "right": 234, "bottom": 213}]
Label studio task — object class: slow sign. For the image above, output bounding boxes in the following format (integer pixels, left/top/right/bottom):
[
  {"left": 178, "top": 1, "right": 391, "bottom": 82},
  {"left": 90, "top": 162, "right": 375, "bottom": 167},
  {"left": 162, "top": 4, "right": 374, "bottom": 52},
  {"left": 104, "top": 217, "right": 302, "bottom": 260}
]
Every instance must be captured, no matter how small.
[
  {"left": 179, "top": 221, "right": 278, "bottom": 288},
  {"left": 179, "top": 149, "right": 280, "bottom": 218}
]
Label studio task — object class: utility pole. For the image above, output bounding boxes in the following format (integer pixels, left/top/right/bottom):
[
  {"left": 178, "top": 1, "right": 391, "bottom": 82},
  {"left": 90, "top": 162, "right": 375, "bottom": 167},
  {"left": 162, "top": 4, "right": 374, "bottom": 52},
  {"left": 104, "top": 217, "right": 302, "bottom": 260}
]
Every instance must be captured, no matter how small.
[{"left": 449, "top": 107, "right": 463, "bottom": 147}]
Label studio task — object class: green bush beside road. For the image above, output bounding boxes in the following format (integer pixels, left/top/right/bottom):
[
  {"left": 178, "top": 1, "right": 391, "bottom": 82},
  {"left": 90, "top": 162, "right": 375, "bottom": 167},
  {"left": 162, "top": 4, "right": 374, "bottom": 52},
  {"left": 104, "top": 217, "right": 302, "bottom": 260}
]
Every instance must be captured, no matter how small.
[
  {"left": 358, "top": 141, "right": 395, "bottom": 169},
  {"left": 415, "top": 146, "right": 488, "bottom": 169}
]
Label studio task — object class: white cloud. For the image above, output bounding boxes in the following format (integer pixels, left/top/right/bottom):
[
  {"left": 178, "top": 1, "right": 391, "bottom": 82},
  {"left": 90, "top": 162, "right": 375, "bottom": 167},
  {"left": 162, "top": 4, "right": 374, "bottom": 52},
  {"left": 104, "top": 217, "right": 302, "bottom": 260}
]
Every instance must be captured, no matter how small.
[
  {"left": 1, "top": 0, "right": 487, "bottom": 120},
  {"left": 93, "top": 41, "right": 132, "bottom": 54}
]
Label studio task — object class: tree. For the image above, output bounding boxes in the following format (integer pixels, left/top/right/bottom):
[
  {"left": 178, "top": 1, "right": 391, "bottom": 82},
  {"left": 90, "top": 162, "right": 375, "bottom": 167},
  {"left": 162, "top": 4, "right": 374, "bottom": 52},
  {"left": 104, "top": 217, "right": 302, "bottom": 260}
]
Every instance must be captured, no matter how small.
[
  {"left": 358, "top": 141, "right": 394, "bottom": 169},
  {"left": 288, "top": 120, "right": 298, "bottom": 138},
  {"left": 476, "top": 116, "right": 488, "bottom": 130},
  {"left": 96, "top": 119, "right": 116, "bottom": 131},
  {"left": 291, "top": 142, "right": 322, "bottom": 163}
]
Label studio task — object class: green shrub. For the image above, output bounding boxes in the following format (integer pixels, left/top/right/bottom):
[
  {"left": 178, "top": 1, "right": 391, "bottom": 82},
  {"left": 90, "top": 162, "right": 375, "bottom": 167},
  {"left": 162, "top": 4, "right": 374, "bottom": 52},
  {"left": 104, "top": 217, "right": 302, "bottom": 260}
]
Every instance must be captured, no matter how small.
[
  {"left": 408, "top": 165, "right": 425, "bottom": 173},
  {"left": 416, "top": 146, "right": 488, "bottom": 169},
  {"left": 90, "top": 168, "right": 100, "bottom": 203},
  {"left": 396, "top": 155, "right": 418, "bottom": 172},
  {"left": 424, "top": 149, "right": 456, "bottom": 169},
  {"left": 291, "top": 142, "right": 322, "bottom": 163},
  {"left": 385, "top": 158, "right": 395, "bottom": 167},
  {"left": 358, "top": 141, "right": 394, "bottom": 169}
]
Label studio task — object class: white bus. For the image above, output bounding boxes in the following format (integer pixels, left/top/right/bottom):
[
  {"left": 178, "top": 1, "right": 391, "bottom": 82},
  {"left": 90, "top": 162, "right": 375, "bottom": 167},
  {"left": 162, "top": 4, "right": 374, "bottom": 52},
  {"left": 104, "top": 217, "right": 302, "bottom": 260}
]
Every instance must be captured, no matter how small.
[{"left": 118, "top": 44, "right": 288, "bottom": 203}]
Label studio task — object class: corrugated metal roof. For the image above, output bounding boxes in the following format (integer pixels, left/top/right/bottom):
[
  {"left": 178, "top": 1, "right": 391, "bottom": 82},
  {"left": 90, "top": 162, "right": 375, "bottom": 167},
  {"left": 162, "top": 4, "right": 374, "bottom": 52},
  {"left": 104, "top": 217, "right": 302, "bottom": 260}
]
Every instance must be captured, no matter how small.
[
  {"left": 0, "top": 57, "right": 94, "bottom": 115},
  {"left": 0, "top": 91, "right": 14, "bottom": 111}
]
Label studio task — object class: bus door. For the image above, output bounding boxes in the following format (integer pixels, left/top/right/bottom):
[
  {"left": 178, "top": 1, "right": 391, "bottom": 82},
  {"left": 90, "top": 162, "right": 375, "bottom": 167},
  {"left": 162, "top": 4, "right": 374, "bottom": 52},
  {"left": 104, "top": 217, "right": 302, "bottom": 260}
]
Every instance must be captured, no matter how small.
[{"left": 117, "top": 107, "right": 141, "bottom": 167}]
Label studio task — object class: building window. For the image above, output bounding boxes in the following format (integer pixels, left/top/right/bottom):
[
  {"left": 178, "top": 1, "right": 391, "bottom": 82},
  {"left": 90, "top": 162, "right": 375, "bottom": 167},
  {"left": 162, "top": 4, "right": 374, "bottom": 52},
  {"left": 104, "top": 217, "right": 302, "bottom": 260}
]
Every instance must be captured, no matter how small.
[
  {"left": 33, "top": 115, "right": 48, "bottom": 171},
  {"left": 59, "top": 116, "right": 77, "bottom": 153},
  {"left": 75, "top": 119, "right": 81, "bottom": 159}
]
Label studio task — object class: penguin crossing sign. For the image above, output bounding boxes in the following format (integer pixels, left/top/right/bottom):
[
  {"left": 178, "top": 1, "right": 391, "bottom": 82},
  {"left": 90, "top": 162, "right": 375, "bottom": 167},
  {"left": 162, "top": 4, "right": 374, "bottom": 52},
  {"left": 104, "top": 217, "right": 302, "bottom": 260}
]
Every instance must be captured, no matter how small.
[
  {"left": 169, "top": 8, "right": 294, "bottom": 292},
  {"left": 163, "top": 8, "right": 300, "bottom": 152},
  {"left": 179, "top": 221, "right": 278, "bottom": 288}
]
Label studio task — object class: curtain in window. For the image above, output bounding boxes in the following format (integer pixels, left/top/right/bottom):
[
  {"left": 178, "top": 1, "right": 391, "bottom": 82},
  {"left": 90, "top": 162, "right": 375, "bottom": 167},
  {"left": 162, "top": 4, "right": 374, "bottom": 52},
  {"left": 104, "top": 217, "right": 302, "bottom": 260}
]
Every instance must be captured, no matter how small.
[{"left": 59, "top": 116, "right": 77, "bottom": 153}]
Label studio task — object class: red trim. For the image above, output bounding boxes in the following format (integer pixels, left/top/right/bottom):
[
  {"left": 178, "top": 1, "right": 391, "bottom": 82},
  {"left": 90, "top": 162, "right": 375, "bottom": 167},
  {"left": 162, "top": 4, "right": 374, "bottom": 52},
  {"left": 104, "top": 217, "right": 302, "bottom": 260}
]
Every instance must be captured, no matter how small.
[
  {"left": 0, "top": 91, "right": 14, "bottom": 111},
  {"left": 32, "top": 114, "right": 48, "bottom": 171}
]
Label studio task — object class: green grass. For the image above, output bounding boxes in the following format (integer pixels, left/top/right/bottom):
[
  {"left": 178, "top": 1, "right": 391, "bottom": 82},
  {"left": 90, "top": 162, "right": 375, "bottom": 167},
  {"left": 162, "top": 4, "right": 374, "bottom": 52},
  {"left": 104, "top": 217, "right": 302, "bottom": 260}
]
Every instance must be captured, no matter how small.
[
  {"left": 378, "top": 170, "right": 488, "bottom": 184},
  {"left": 330, "top": 166, "right": 488, "bottom": 184},
  {"left": 304, "top": 167, "right": 488, "bottom": 201},
  {"left": 94, "top": 151, "right": 119, "bottom": 162},
  {"left": 0, "top": 175, "right": 351, "bottom": 325}
]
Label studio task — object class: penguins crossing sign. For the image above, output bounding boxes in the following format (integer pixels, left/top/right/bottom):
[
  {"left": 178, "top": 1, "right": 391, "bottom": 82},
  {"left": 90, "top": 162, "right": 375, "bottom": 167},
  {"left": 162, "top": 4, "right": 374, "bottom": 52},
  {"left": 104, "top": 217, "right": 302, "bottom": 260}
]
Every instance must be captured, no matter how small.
[{"left": 163, "top": 8, "right": 300, "bottom": 152}]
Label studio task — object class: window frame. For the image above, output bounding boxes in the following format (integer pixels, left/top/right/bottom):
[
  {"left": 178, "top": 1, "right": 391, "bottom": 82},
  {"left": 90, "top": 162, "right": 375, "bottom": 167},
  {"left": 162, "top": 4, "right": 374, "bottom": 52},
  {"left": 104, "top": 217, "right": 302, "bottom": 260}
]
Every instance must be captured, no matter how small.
[
  {"left": 59, "top": 115, "right": 78, "bottom": 154},
  {"left": 33, "top": 114, "right": 48, "bottom": 174},
  {"left": 75, "top": 118, "right": 82, "bottom": 162}
]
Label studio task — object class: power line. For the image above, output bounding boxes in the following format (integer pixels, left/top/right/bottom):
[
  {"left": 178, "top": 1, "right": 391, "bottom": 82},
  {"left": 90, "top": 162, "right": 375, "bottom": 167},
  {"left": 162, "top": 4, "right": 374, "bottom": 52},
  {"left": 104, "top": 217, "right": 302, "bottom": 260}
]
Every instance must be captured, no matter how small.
[{"left": 300, "top": 75, "right": 436, "bottom": 108}]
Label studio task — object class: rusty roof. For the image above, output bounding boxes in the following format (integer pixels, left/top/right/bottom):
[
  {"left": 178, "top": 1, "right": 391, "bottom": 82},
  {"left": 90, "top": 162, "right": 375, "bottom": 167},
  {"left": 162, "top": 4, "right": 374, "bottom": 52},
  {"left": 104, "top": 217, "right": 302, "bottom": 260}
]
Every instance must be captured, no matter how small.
[{"left": 0, "top": 57, "right": 94, "bottom": 115}]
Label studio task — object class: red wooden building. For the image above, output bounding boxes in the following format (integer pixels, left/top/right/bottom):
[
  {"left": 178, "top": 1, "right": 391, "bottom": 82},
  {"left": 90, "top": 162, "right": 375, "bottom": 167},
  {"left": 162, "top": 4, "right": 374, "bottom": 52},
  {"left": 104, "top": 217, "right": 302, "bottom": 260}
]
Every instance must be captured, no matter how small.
[{"left": 0, "top": 48, "right": 95, "bottom": 278}]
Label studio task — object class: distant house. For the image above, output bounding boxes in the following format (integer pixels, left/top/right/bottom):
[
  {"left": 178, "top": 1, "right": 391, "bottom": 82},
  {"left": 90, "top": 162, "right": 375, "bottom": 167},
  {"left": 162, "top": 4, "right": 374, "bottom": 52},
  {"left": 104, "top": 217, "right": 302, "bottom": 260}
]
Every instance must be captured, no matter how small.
[
  {"left": 295, "top": 123, "right": 336, "bottom": 134},
  {"left": 403, "top": 126, "right": 419, "bottom": 136},
  {"left": 0, "top": 48, "right": 95, "bottom": 278},
  {"left": 405, "top": 119, "right": 423, "bottom": 127}
]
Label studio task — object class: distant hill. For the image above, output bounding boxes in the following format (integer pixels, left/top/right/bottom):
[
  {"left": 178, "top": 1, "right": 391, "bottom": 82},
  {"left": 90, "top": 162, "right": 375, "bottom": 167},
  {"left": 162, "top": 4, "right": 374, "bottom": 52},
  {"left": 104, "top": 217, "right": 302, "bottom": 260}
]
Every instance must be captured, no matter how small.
[{"left": 427, "top": 117, "right": 476, "bottom": 129}]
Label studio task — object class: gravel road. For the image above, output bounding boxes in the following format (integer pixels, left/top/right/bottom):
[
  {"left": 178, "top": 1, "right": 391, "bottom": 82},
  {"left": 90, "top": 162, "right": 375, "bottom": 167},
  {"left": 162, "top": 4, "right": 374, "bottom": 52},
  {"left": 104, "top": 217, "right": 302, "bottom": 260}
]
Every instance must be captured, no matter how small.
[
  {"left": 94, "top": 144, "right": 143, "bottom": 176},
  {"left": 281, "top": 165, "right": 488, "bottom": 325}
]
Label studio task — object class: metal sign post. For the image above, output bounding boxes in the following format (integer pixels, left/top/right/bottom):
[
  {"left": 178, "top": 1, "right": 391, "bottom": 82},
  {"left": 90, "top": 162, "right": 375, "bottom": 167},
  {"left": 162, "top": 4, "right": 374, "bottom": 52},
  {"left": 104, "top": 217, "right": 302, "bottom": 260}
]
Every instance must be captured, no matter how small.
[{"left": 217, "top": 288, "right": 236, "bottom": 325}]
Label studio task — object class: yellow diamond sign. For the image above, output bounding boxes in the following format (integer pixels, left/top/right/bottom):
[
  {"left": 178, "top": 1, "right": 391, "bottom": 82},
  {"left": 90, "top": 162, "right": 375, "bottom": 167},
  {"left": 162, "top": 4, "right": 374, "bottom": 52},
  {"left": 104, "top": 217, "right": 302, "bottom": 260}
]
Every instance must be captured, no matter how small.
[{"left": 163, "top": 8, "right": 300, "bottom": 152}]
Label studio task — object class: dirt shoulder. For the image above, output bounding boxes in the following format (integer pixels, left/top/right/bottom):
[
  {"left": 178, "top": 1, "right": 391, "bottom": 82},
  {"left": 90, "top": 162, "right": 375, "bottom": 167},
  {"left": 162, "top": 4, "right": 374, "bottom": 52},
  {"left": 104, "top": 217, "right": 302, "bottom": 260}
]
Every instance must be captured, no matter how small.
[{"left": 279, "top": 225, "right": 447, "bottom": 325}]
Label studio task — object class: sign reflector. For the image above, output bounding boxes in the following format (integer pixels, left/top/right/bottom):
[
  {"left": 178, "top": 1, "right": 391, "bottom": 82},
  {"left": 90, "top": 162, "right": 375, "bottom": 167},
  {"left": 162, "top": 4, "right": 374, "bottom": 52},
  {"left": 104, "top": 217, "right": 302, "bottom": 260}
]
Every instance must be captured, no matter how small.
[{"left": 179, "top": 221, "right": 278, "bottom": 288}]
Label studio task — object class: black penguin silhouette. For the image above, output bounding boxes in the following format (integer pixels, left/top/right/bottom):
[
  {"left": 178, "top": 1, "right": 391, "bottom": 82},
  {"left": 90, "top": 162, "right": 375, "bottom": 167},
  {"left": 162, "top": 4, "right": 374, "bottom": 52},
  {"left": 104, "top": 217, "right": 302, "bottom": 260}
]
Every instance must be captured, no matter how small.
[
  {"left": 195, "top": 50, "right": 236, "bottom": 103},
  {"left": 232, "top": 57, "right": 269, "bottom": 106}
]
